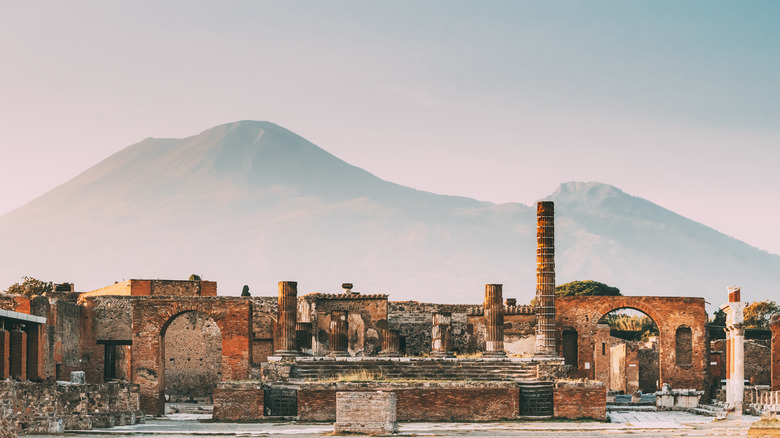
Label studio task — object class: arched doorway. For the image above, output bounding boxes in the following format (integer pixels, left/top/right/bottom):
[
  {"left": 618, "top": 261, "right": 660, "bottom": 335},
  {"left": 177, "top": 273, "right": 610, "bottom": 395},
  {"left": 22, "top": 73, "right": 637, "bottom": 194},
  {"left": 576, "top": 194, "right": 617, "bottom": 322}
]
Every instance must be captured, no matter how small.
[
  {"left": 596, "top": 308, "right": 660, "bottom": 394},
  {"left": 161, "top": 311, "right": 222, "bottom": 410}
]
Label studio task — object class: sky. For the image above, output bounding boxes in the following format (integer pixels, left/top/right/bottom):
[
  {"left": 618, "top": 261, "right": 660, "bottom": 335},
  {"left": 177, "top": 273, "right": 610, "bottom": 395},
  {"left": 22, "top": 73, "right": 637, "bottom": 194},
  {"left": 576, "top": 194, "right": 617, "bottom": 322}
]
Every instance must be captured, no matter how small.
[{"left": 1, "top": 1, "right": 779, "bottom": 254}]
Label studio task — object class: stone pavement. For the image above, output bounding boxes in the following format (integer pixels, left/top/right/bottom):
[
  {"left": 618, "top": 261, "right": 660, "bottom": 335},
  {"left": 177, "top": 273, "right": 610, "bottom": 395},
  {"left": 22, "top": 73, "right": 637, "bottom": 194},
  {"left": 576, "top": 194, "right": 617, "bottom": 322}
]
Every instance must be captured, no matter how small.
[{"left": 26, "top": 411, "right": 764, "bottom": 437}]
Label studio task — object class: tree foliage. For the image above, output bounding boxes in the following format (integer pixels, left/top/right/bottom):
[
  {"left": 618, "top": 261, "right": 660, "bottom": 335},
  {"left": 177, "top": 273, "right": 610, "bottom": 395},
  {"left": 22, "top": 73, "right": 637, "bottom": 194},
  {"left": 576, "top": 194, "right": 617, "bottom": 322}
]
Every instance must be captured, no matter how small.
[
  {"left": 744, "top": 300, "right": 779, "bottom": 329},
  {"left": 554, "top": 280, "right": 621, "bottom": 297},
  {"left": 241, "top": 285, "right": 250, "bottom": 297},
  {"left": 4, "top": 276, "right": 53, "bottom": 297},
  {"left": 189, "top": 274, "right": 202, "bottom": 281}
]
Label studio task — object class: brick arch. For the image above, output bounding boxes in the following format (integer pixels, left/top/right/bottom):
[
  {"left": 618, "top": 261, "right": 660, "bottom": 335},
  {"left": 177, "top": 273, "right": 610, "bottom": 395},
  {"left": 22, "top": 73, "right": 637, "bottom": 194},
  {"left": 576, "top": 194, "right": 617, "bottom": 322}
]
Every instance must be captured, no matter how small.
[
  {"left": 131, "top": 297, "right": 251, "bottom": 415},
  {"left": 556, "top": 296, "right": 708, "bottom": 391}
]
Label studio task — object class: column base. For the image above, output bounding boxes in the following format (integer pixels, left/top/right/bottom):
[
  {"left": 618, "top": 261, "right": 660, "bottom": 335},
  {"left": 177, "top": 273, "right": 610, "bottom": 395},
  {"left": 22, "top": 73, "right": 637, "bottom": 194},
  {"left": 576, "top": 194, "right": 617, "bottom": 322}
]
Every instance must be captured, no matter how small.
[
  {"left": 274, "top": 350, "right": 300, "bottom": 357},
  {"left": 483, "top": 351, "right": 507, "bottom": 358},
  {"left": 378, "top": 352, "right": 401, "bottom": 357},
  {"left": 430, "top": 351, "right": 455, "bottom": 358},
  {"left": 327, "top": 351, "right": 350, "bottom": 357}
]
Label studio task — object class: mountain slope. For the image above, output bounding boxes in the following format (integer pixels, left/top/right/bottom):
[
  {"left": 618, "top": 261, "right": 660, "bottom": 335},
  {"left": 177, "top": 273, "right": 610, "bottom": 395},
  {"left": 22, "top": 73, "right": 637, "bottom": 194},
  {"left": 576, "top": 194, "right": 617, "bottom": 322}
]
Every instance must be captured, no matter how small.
[{"left": 0, "top": 121, "right": 777, "bottom": 308}]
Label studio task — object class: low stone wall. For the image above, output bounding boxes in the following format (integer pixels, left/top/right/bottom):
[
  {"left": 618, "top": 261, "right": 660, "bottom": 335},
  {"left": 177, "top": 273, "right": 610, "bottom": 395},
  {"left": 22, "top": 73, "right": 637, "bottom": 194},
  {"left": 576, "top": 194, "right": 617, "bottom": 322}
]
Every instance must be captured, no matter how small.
[
  {"left": 655, "top": 386, "right": 703, "bottom": 410},
  {"left": 334, "top": 391, "right": 397, "bottom": 435},
  {"left": 744, "top": 386, "right": 780, "bottom": 416},
  {"left": 298, "top": 382, "right": 521, "bottom": 422},
  {"left": 0, "top": 380, "right": 142, "bottom": 435},
  {"left": 213, "top": 383, "right": 264, "bottom": 421},
  {"left": 553, "top": 381, "right": 607, "bottom": 420}
]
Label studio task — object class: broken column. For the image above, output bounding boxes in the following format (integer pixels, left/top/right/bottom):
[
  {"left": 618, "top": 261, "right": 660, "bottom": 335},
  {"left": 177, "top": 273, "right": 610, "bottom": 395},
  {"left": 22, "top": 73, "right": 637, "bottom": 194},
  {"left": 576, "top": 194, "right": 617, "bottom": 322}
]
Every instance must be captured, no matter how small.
[
  {"left": 721, "top": 286, "right": 746, "bottom": 417},
  {"left": 534, "top": 201, "right": 557, "bottom": 356},
  {"left": 380, "top": 329, "right": 400, "bottom": 357},
  {"left": 328, "top": 310, "right": 349, "bottom": 357},
  {"left": 484, "top": 284, "right": 506, "bottom": 357},
  {"left": 431, "top": 312, "right": 454, "bottom": 357},
  {"left": 0, "top": 329, "right": 9, "bottom": 379},
  {"left": 275, "top": 281, "right": 299, "bottom": 356}
]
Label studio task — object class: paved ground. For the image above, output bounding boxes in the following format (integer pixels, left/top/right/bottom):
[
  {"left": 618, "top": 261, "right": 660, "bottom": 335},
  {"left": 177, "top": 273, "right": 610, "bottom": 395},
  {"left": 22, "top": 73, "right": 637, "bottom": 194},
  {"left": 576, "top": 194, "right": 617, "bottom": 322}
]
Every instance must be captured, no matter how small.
[{"left": 25, "top": 411, "right": 767, "bottom": 438}]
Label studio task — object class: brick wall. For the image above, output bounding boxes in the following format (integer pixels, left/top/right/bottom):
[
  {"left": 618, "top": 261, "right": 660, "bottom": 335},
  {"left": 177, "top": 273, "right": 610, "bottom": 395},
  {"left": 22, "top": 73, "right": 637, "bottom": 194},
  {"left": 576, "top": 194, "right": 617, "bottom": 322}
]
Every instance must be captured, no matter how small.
[
  {"left": 213, "top": 383, "right": 264, "bottom": 421},
  {"left": 556, "top": 296, "right": 708, "bottom": 390},
  {"left": 772, "top": 318, "right": 780, "bottom": 391},
  {"left": 0, "top": 380, "right": 141, "bottom": 434},
  {"left": 163, "top": 311, "right": 221, "bottom": 399},
  {"left": 553, "top": 381, "right": 607, "bottom": 420},
  {"left": 251, "top": 297, "right": 276, "bottom": 362},
  {"left": 297, "top": 382, "right": 520, "bottom": 422},
  {"left": 745, "top": 340, "right": 771, "bottom": 386},
  {"left": 304, "top": 295, "right": 387, "bottom": 356},
  {"left": 388, "top": 301, "right": 476, "bottom": 356}
]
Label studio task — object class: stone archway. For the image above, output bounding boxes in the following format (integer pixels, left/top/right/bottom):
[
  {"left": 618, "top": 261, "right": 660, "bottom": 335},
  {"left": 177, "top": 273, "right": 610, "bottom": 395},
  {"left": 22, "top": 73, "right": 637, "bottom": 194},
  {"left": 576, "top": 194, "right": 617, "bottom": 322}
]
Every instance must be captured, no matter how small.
[
  {"left": 556, "top": 296, "right": 708, "bottom": 391},
  {"left": 131, "top": 297, "right": 251, "bottom": 416}
]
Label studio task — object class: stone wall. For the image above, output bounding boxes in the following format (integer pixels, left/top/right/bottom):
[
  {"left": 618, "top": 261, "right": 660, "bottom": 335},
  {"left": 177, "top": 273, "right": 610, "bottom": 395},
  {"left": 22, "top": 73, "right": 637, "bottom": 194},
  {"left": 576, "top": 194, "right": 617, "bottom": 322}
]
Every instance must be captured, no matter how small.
[
  {"left": 335, "top": 391, "right": 397, "bottom": 435},
  {"left": 213, "top": 383, "right": 264, "bottom": 421},
  {"left": 297, "top": 382, "right": 521, "bottom": 422},
  {"left": 639, "top": 347, "right": 660, "bottom": 393},
  {"left": 163, "top": 312, "right": 222, "bottom": 400},
  {"left": 0, "top": 380, "right": 141, "bottom": 435},
  {"left": 251, "top": 297, "right": 276, "bottom": 363},
  {"left": 302, "top": 294, "right": 387, "bottom": 356},
  {"left": 553, "top": 381, "right": 607, "bottom": 420},
  {"left": 46, "top": 299, "right": 81, "bottom": 381},
  {"left": 388, "top": 301, "right": 475, "bottom": 356},
  {"left": 746, "top": 340, "right": 771, "bottom": 386},
  {"left": 77, "top": 296, "right": 133, "bottom": 383}
]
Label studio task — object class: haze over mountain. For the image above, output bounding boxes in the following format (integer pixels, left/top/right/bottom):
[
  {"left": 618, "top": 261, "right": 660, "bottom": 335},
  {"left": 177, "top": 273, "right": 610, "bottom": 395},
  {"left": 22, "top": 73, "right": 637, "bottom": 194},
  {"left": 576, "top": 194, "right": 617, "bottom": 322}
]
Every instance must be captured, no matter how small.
[{"left": 1, "top": 121, "right": 777, "bottom": 309}]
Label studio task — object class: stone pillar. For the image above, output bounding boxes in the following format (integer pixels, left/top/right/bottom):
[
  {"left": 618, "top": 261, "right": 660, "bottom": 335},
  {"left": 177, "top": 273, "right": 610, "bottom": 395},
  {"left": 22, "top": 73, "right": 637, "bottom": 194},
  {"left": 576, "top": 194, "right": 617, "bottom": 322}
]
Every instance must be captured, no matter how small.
[
  {"left": 594, "top": 324, "right": 611, "bottom": 387},
  {"left": 535, "top": 201, "right": 557, "bottom": 356},
  {"left": 296, "top": 322, "right": 313, "bottom": 355},
  {"left": 771, "top": 315, "right": 780, "bottom": 391},
  {"left": 0, "top": 329, "right": 9, "bottom": 379},
  {"left": 328, "top": 310, "right": 349, "bottom": 357},
  {"left": 380, "top": 329, "right": 400, "bottom": 357},
  {"left": 275, "top": 281, "right": 299, "bottom": 356},
  {"left": 26, "top": 324, "right": 43, "bottom": 381},
  {"left": 720, "top": 286, "right": 745, "bottom": 417},
  {"left": 484, "top": 284, "right": 506, "bottom": 357},
  {"left": 431, "top": 312, "right": 454, "bottom": 358},
  {"left": 10, "top": 329, "right": 27, "bottom": 380}
]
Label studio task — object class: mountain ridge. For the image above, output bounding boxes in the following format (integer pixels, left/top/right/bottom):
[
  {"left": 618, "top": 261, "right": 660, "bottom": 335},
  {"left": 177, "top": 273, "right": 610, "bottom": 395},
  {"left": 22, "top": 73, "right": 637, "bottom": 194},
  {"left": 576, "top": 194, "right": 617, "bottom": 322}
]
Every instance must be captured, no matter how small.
[{"left": 1, "top": 121, "right": 777, "bottom": 309}]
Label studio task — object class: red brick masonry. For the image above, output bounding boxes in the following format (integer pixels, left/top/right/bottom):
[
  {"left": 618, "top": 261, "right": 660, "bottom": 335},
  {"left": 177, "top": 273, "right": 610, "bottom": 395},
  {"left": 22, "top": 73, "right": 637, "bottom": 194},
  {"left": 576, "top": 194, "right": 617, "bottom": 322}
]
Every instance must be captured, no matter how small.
[
  {"left": 553, "top": 381, "right": 607, "bottom": 420},
  {"left": 213, "top": 383, "right": 264, "bottom": 421}
]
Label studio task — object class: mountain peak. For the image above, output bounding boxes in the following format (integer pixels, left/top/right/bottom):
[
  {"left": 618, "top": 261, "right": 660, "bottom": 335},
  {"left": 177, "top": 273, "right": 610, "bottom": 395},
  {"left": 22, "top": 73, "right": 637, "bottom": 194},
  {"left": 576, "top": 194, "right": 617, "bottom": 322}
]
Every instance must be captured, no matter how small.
[{"left": 549, "top": 182, "right": 628, "bottom": 205}]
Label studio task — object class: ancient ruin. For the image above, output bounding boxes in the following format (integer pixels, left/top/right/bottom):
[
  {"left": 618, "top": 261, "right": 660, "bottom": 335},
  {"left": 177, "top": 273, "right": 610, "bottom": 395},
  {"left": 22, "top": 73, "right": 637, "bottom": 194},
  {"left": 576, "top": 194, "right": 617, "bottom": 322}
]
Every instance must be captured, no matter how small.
[{"left": 2, "top": 201, "right": 779, "bottom": 434}]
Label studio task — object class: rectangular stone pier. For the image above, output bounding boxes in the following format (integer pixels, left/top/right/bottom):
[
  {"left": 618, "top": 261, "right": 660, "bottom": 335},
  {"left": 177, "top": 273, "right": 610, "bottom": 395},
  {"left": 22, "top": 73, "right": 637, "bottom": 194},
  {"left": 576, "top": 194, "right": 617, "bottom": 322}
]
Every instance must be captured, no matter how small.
[{"left": 334, "top": 391, "right": 398, "bottom": 435}]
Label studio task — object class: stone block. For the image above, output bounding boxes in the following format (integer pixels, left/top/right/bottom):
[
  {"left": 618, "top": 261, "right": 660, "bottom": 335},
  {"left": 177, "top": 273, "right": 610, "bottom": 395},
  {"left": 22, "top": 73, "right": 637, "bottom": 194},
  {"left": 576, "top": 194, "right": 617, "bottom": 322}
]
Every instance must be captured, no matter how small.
[{"left": 334, "top": 391, "right": 397, "bottom": 435}]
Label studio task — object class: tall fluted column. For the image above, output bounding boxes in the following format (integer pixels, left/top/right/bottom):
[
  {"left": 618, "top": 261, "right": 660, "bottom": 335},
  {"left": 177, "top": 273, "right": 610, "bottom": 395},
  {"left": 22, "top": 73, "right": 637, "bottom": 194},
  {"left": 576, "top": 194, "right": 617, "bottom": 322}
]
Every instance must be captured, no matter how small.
[
  {"left": 328, "top": 310, "right": 349, "bottom": 357},
  {"left": 380, "top": 329, "right": 401, "bottom": 357},
  {"left": 535, "top": 201, "right": 557, "bottom": 356},
  {"left": 431, "top": 312, "right": 454, "bottom": 357},
  {"left": 484, "top": 284, "right": 506, "bottom": 357},
  {"left": 275, "top": 281, "right": 299, "bottom": 356}
]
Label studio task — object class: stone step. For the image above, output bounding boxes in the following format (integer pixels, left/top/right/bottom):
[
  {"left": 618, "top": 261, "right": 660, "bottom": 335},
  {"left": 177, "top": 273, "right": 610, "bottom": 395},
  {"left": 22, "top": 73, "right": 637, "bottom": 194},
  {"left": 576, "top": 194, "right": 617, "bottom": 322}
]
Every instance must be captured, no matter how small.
[{"left": 290, "top": 360, "right": 538, "bottom": 382}]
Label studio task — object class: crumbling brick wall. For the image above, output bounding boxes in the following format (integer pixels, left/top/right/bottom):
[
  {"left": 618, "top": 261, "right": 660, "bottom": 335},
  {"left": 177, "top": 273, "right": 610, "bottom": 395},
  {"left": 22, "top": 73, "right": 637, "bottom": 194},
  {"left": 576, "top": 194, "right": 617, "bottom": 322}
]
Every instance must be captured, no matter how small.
[
  {"left": 251, "top": 297, "right": 276, "bottom": 363},
  {"left": 556, "top": 296, "right": 708, "bottom": 391},
  {"left": 745, "top": 339, "right": 771, "bottom": 386},
  {"left": 553, "top": 381, "right": 606, "bottom": 420},
  {"left": 163, "top": 311, "right": 222, "bottom": 400},
  {"left": 388, "top": 302, "right": 474, "bottom": 356},
  {"left": 302, "top": 294, "right": 387, "bottom": 356},
  {"left": 77, "top": 296, "right": 132, "bottom": 383}
]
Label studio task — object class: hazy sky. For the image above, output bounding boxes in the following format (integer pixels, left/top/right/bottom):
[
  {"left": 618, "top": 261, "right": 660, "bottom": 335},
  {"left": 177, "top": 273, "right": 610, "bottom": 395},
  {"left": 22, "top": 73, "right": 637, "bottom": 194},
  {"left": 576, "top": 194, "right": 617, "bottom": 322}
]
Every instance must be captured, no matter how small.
[{"left": 2, "top": 1, "right": 779, "bottom": 254}]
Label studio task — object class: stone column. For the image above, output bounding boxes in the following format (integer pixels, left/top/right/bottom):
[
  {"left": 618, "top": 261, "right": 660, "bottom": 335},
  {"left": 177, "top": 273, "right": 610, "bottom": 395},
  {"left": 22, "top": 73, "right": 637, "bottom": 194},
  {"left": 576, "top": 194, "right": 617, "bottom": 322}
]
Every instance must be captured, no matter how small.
[
  {"left": 380, "top": 329, "right": 401, "bottom": 357},
  {"left": 484, "top": 284, "right": 506, "bottom": 357},
  {"left": 771, "top": 315, "right": 780, "bottom": 391},
  {"left": 0, "top": 329, "right": 9, "bottom": 379},
  {"left": 720, "top": 286, "right": 745, "bottom": 417},
  {"left": 296, "top": 322, "right": 313, "bottom": 355},
  {"left": 26, "top": 324, "right": 43, "bottom": 381},
  {"left": 328, "top": 310, "right": 349, "bottom": 357},
  {"left": 535, "top": 201, "right": 557, "bottom": 356},
  {"left": 275, "top": 281, "right": 299, "bottom": 356},
  {"left": 10, "top": 329, "right": 27, "bottom": 380},
  {"left": 431, "top": 312, "right": 454, "bottom": 357}
]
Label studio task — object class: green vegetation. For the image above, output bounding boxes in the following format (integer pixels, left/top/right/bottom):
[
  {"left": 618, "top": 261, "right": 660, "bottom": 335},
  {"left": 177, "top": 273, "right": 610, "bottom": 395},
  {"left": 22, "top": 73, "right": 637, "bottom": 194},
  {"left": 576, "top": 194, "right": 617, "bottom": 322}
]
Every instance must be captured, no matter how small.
[
  {"left": 3, "top": 276, "right": 52, "bottom": 298},
  {"left": 744, "top": 300, "right": 779, "bottom": 329},
  {"left": 189, "top": 274, "right": 202, "bottom": 281},
  {"left": 555, "top": 280, "right": 621, "bottom": 297},
  {"left": 241, "top": 285, "right": 251, "bottom": 297}
]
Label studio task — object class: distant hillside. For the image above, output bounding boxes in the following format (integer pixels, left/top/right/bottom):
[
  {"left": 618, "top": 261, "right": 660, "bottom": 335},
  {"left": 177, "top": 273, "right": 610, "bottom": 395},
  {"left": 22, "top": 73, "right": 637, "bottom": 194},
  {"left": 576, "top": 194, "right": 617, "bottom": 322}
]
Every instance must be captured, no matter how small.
[{"left": 1, "top": 121, "right": 777, "bottom": 309}]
